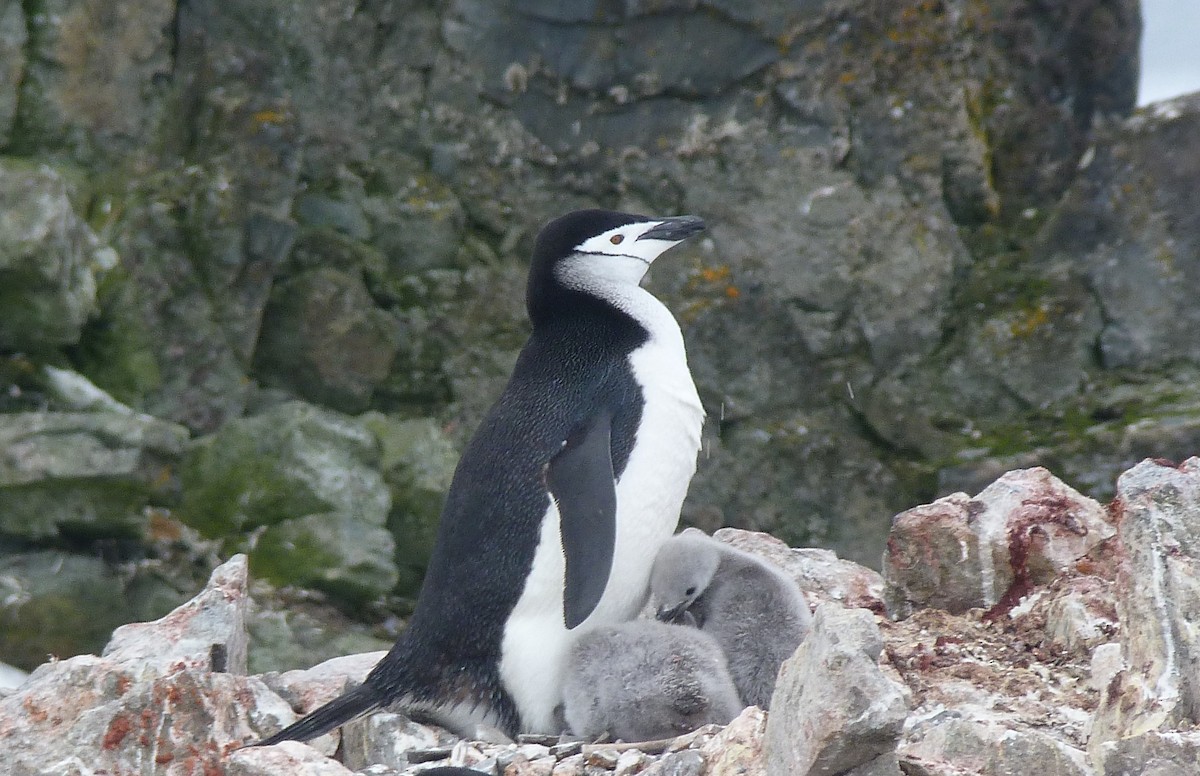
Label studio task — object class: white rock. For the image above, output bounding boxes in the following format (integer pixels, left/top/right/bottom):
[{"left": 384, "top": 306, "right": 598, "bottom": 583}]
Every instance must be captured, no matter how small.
[{"left": 766, "top": 605, "right": 909, "bottom": 776}]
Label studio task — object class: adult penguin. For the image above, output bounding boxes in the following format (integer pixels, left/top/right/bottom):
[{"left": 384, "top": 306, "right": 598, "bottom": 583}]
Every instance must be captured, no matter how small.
[{"left": 258, "top": 209, "right": 706, "bottom": 744}]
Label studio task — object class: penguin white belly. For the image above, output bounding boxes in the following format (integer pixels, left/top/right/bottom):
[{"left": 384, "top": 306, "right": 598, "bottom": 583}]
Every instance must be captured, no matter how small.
[{"left": 498, "top": 329, "right": 704, "bottom": 734}]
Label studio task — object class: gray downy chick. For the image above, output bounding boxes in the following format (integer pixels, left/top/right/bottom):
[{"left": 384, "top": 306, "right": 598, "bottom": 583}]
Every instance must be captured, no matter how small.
[
  {"left": 649, "top": 528, "right": 812, "bottom": 709},
  {"left": 561, "top": 619, "right": 742, "bottom": 741}
]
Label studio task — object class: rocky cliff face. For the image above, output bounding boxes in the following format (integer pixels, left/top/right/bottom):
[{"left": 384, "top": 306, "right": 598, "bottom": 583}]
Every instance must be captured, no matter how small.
[{"left": 0, "top": 0, "right": 1193, "bottom": 685}]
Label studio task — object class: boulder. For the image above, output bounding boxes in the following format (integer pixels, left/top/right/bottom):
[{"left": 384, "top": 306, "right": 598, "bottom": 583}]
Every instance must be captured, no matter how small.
[
  {"left": 900, "top": 718, "right": 1090, "bottom": 776},
  {"left": 177, "top": 401, "right": 397, "bottom": 605},
  {"left": 101, "top": 553, "right": 250, "bottom": 675},
  {"left": 0, "top": 410, "right": 188, "bottom": 540},
  {"left": 253, "top": 269, "right": 401, "bottom": 414},
  {"left": 0, "top": 556, "right": 296, "bottom": 775},
  {"left": 1089, "top": 458, "right": 1200, "bottom": 755},
  {"left": 0, "top": 1, "right": 25, "bottom": 145},
  {"left": 0, "top": 159, "right": 105, "bottom": 350},
  {"left": 884, "top": 468, "right": 1115, "bottom": 618},
  {"left": 765, "top": 604, "right": 909, "bottom": 776}
]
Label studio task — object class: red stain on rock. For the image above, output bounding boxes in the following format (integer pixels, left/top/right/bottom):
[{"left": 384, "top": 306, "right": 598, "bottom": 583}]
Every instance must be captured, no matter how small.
[
  {"left": 102, "top": 714, "right": 133, "bottom": 750},
  {"left": 985, "top": 490, "right": 1111, "bottom": 621},
  {"left": 22, "top": 698, "right": 48, "bottom": 724}
]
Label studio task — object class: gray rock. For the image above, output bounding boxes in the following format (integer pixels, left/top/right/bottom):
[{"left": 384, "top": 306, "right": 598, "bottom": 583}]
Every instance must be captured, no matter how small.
[
  {"left": 699, "top": 705, "right": 767, "bottom": 776},
  {"left": 1034, "top": 94, "right": 1200, "bottom": 370},
  {"left": 0, "top": 0, "right": 25, "bottom": 145},
  {"left": 900, "top": 718, "right": 1090, "bottom": 776},
  {"left": 0, "top": 159, "right": 104, "bottom": 349},
  {"left": 0, "top": 661, "right": 26, "bottom": 692},
  {"left": 1090, "top": 458, "right": 1200, "bottom": 754},
  {"left": 254, "top": 269, "right": 402, "bottom": 414},
  {"left": 340, "top": 712, "right": 458, "bottom": 771},
  {"left": 0, "top": 552, "right": 135, "bottom": 670},
  {"left": 361, "top": 413, "right": 458, "bottom": 595},
  {"left": 0, "top": 556, "right": 299, "bottom": 775},
  {"left": 883, "top": 468, "right": 1114, "bottom": 618},
  {"left": 227, "top": 740, "right": 356, "bottom": 775},
  {"left": 0, "top": 410, "right": 188, "bottom": 540},
  {"left": 101, "top": 554, "right": 250, "bottom": 675},
  {"left": 12, "top": 0, "right": 174, "bottom": 158},
  {"left": 764, "top": 604, "right": 909, "bottom": 776},
  {"left": 1096, "top": 730, "right": 1200, "bottom": 776},
  {"left": 246, "top": 605, "right": 392, "bottom": 676},
  {"left": 178, "top": 401, "right": 397, "bottom": 604}
]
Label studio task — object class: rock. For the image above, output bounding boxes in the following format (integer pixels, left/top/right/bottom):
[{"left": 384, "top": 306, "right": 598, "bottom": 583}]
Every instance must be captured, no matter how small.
[
  {"left": 254, "top": 269, "right": 402, "bottom": 414},
  {"left": 1096, "top": 729, "right": 1200, "bottom": 776},
  {"left": 900, "top": 717, "right": 1090, "bottom": 776},
  {"left": 701, "top": 705, "right": 767, "bottom": 776},
  {"left": 883, "top": 468, "right": 1115, "bottom": 618},
  {"left": 78, "top": 178, "right": 252, "bottom": 432},
  {"left": 1089, "top": 458, "right": 1200, "bottom": 754},
  {"left": 227, "top": 740, "right": 356, "bottom": 776},
  {"left": 765, "top": 604, "right": 909, "bottom": 776},
  {"left": 101, "top": 554, "right": 250, "bottom": 675},
  {"left": 13, "top": 0, "right": 174, "bottom": 157},
  {"left": 1008, "top": 574, "right": 1118, "bottom": 658},
  {"left": 1034, "top": 94, "right": 1200, "bottom": 370},
  {"left": 340, "top": 712, "right": 457, "bottom": 771},
  {"left": 0, "top": 1, "right": 25, "bottom": 145},
  {"left": 246, "top": 605, "right": 392, "bottom": 675},
  {"left": 843, "top": 753, "right": 902, "bottom": 776},
  {"left": 0, "top": 159, "right": 104, "bottom": 349},
  {"left": 361, "top": 413, "right": 458, "bottom": 595},
  {"left": 178, "top": 401, "right": 397, "bottom": 604},
  {"left": 712, "top": 527, "right": 885, "bottom": 613},
  {"left": 261, "top": 651, "right": 386, "bottom": 717},
  {"left": 639, "top": 749, "right": 703, "bottom": 776},
  {"left": 0, "top": 409, "right": 188, "bottom": 540},
  {"left": 0, "top": 552, "right": 148, "bottom": 670},
  {"left": 0, "top": 555, "right": 299, "bottom": 775}
]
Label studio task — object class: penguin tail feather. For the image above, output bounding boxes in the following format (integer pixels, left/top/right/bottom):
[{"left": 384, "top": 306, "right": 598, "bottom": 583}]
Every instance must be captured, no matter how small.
[{"left": 254, "top": 683, "right": 382, "bottom": 746}]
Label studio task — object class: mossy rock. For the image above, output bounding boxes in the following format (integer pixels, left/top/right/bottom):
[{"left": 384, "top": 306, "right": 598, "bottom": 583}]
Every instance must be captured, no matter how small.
[{"left": 361, "top": 412, "right": 458, "bottom": 595}]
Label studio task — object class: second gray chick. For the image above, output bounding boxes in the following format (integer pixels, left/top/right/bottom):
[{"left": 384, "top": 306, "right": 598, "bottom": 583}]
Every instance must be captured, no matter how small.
[{"left": 649, "top": 528, "right": 812, "bottom": 709}]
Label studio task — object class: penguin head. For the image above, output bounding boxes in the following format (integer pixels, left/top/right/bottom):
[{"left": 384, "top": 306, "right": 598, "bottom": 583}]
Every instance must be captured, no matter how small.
[
  {"left": 527, "top": 209, "right": 705, "bottom": 321},
  {"left": 650, "top": 528, "right": 720, "bottom": 623}
]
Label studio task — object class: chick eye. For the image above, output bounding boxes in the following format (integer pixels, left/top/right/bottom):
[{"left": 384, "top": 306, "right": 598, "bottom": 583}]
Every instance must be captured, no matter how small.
[
  {"left": 610, "top": 234, "right": 624, "bottom": 245},
  {"left": 685, "top": 586, "right": 696, "bottom": 596}
]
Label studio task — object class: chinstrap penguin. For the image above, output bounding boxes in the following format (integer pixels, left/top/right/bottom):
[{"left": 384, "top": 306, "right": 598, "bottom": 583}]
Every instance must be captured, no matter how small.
[
  {"left": 650, "top": 528, "right": 812, "bottom": 709},
  {"left": 560, "top": 619, "right": 742, "bottom": 742},
  {"left": 256, "top": 209, "right": 706, "bottom": 745}
]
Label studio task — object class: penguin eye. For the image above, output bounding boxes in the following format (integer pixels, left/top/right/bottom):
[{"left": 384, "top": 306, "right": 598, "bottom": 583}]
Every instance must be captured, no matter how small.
[
  {"left": 610, "top": 234, "right": 624, "bottom": 245},
  {"left": 685, "top": 586, "right": 696, "bottom": 597}
]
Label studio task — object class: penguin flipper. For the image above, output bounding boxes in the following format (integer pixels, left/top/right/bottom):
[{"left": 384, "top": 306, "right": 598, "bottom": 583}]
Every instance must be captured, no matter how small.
[
  {"left": 253, "top": 683, "right": 382, "bottom": 746},
  {"left": 547, "top": 409, "right": 617, "bottom": 630}
]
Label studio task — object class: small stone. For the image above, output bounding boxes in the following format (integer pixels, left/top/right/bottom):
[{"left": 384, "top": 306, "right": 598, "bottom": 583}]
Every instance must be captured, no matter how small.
[
  {"left": 640, "top": 749, "right": 704, "bottom": 776},
  {"left": 226, "top": 739, "right": 355, "bottom": 775},
  {"left": 613, "top": 749, "right": 649, "bottom": 776}
]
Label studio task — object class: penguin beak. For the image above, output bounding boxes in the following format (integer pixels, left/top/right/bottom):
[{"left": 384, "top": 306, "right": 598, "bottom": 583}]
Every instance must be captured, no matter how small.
[
  {"left": 656, "top": 602, "right": 691, "bottom": 623},
  {"left": 637, "top": 215, "right": 706, "bottom": 243}
]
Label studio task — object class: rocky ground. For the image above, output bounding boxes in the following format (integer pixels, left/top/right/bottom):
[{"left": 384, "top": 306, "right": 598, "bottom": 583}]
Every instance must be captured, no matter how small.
[{"left": 3, "top": 458, "right": 1198, "bottom": 775}]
